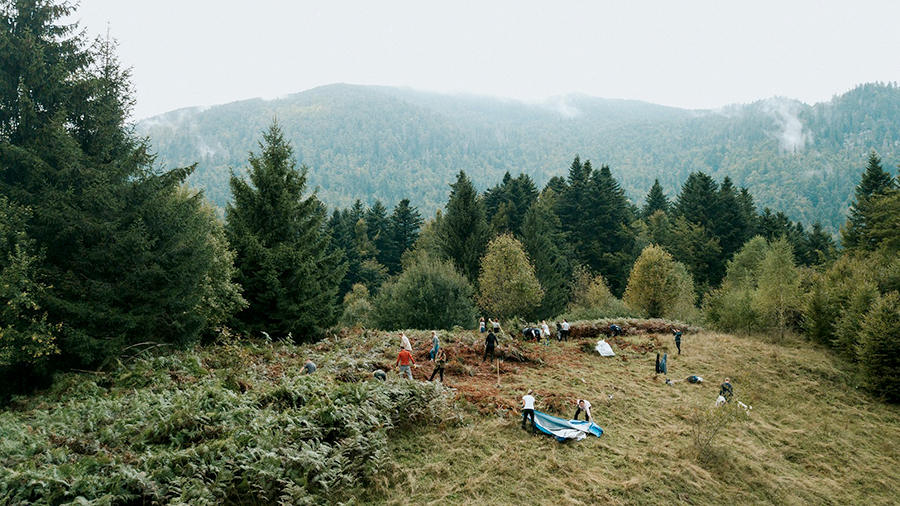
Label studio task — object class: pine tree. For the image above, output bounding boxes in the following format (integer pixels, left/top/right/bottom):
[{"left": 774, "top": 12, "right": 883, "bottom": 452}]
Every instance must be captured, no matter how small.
[
  {"left": 521, "top": 193, "right": 571, "bottom": 319},
  {"left": 557, "top": 159, "right": 637, "bottom": 295},
  {"left": 0, "top": 1, "right": 241, "bottom": 372},
  {"left": 483, "top": 172, "right": 539, "bottom": 237},
  {"left": 642, "top": 179, "right": 670, "bottom": 219},
  {"left": 668, "top": 217, "right": 722, "bottom": 293},
  {"left": 673, "top": 172, "right": 727, "bottom": 286},
  {"left": 714, "top": 177, "right": 753, "bottom": 261},
  {"left": 589, "top": 165, "right": 638, "bottom": 294},
  {"left": 365, "top": 200, "right": 390, "bottom": 266},
  {"left": 804, "top": 222, "right": 839, "bottom": 265},
  {"left": 382, "top": 198, "right": 422, "bottom": 275},
  {"left": 437, "top": 171, "right": 490, "bottom": 283},
  {"left": 556, "top": 157, "right": 592, "bottom": 259},
  {"left": 842, "top": 151, "right": 897, "bottom": 250},
  {"left": 674, "top": 172, "right": 720, "bottom": 230},
  {"left": 858, "top": 291, "right": 900, "bottom": 403},
  {"left": 327, "top": 208, "right": 359, "bottom": 296},
  {"left": 226, "top": 122, "right": 344, "bottom": 339}
]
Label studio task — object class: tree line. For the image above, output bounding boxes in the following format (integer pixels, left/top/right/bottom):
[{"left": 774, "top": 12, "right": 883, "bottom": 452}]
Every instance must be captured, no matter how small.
[{"left": 1, "top": 1, "right": 897, "bottom": 403}]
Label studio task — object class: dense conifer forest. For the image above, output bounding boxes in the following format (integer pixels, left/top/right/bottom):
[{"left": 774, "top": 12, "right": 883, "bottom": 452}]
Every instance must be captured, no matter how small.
[{"left": 138, "top": 82, "right": 900, "bottom": 234}]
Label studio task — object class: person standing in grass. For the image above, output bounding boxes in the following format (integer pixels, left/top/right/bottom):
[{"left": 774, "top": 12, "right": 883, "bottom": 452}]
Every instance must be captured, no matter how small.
[
  {"left": 673, "top": 329, "right": 682, "bottom": 355},
  {"left": 429, "top": 330, "right": 440, "bottom": 360},
  {"left": 396, "top": 347, "right": 416, "bottom": 380},
  {"left": 429, "top": 347, "right": 447, "bottom": 382},
  {"left": 484, "top": 330, "right": 499, "bottom": 362},
  {"left": 399, "top": 332, "right": 412, "bottom": 352},
  {"left": 522, "top": 389, "right": 537, "bottom": 435},
  {"left": 479, "top": 316, "right": 486, "bottom": 333},
  {"left": 560, "top": 319, "right": 570, "bottom": 341}
]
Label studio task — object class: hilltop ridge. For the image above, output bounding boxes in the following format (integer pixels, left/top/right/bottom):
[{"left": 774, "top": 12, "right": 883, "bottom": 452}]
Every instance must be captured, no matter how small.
[{"left": 138, "top": 82, "right": 900, "bottom": 232}]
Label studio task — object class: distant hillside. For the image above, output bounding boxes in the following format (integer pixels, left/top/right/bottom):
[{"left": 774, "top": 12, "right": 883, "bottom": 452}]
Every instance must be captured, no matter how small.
[{"left": 137, "top": 82, "right": 900, "bottom": 232}]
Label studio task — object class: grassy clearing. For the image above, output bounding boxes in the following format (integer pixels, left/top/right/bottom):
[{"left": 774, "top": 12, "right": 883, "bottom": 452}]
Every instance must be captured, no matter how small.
[
  {"left": 0, "top": 324, "right": 898, "bottom": 505},
  {"left": 373, "top": 326, "right": 900, "bottom": 505}
]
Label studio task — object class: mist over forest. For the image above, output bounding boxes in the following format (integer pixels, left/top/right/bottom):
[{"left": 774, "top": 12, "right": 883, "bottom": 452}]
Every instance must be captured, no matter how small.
[{"left": 137, "top": 82, "right": 900, "bottom": 233}]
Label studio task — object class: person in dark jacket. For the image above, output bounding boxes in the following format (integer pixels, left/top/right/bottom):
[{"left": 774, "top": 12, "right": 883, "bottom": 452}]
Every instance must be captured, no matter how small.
[
  {"left": 719, "top": 377, "right": 734, "bottom": 403},
  {"left": 673, "top": 330, "right": 682, "bottom": 354},
  {"left": 430, "top": 347, "right": 448, "bottom": 382},
  {"left": 484, "top": 331, "right": 498, "bottom": 362}
]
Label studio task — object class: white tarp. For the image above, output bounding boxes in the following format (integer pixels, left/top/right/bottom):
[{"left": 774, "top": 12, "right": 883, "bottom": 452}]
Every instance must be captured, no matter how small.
[
  {"left": 595, "top": 340, "right": 615, "bottom": 356},
  {"left": 533, "top": 410, "right": 604, "bottom": 441}
]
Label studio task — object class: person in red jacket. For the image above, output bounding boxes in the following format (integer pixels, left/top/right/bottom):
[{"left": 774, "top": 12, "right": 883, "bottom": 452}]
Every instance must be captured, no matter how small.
[{"left": 396, "top": 347, "right": 416, "bottom": 380}]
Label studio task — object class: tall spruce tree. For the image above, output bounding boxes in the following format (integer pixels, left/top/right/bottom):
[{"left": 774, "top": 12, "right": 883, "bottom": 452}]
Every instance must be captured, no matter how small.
[
  {"left": 589, "top": 164, "right": 638, "bottom": 295},
  {"left": 858, "top": 291, "right": 900, "bottom": 403},
  {"left": 857, "top": 189, "right": 900, "bottom": 253},
  {"left": 714, "top": 177, "right": 753, "bottom": 261},
  {"left": 437, "top": 171, "right": 490, "bottom": 283},
  {"left": 842, "top": 151, "right": 897, "bottom": 250},
  {"left": 327, "top": 208, "right": 359, "bottom": 296},
  {"left": 642, "top": 179, "right": 670, "bottom": 219},
  {"left": 674, "top": 172, "right": 720, "bottom": 230},
  {"left": 0, "top": 1, "right": 242, "bottom": 374},
  {"left": 521, "top": 193, "right": 571, "bottom": 319},
  {"left": 483, "top": 172, "right": 539, "bottom": 237},
  {"left": 382, "top": 198, "right": 422, "bottom": 275},
  {"left": 365, "top": 200, "right": 390, "bottom": 266},
  {"left": 225, "top": 122, "right": 344, "bottom": 340},
  {"left": 557, "top": 159, "right": 637, "bottom": 295}
]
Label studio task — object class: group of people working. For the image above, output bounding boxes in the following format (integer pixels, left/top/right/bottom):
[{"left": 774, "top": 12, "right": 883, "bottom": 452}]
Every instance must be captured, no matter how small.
[
  {"left": 394, "top": 331, "right": 447, "bottom": 382},
  {"left": 315, "top": 321, "right": 734, "bottom": 434},
  {"left": 520, "top": 391, "right": 594, "bottom": 435}
]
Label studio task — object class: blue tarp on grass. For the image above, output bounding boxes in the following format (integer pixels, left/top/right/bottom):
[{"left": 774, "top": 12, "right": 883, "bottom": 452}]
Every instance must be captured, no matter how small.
[{"left": 533, "top": 410, "right": 604, "bottom": 442}]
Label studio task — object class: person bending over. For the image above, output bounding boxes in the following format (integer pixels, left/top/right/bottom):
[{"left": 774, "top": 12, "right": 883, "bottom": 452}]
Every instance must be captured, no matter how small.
[{"left": 573, "top": 398, "right": 593, "bottom": 422}]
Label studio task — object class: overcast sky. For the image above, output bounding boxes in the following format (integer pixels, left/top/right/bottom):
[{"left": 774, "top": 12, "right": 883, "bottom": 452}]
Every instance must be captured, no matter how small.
[{"left": 69, "top": 0, "right": 900, "bottom": 121}]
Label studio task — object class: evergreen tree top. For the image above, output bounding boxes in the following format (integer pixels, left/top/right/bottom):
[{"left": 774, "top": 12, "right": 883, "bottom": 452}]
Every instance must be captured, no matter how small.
[
  {"left": 856, "top": 151, "right": 895, "bottom": 201},
  {"left": 643, "top": 179, "right": 670, "bottom": 218}
]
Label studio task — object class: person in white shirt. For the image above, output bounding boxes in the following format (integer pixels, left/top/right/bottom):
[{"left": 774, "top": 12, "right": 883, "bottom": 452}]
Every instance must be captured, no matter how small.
[
  {"left": 522, "top": 389, "right": 537, "bottom": 434},
  {"left": 541, "top": 320, "right": 550, "bottom": 341},
  {"left": 560, "top": 319, "right": 570, "bottom": 341},
  {"left": 573, "top": 398, "right": 593, "bottom": 422},
  {"left": 399, "top": 332, "right": 412, "bottom": 352}
]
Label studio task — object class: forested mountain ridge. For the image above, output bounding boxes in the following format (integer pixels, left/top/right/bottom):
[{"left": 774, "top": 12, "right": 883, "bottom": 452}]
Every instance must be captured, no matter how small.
[{"left": 137, "top": 82, "right": 900, "bottom": 232}]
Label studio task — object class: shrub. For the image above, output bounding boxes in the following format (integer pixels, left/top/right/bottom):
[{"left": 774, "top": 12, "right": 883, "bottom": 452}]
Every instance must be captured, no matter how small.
[
  {"left": 686, "top": 402, "right": 750, "bottom": 464},
  {"left": 858, "top": 291, "right": 900, "bottom": 403},
  {"left": 370, "top": 252, "right": 476, "bottom": 330}
]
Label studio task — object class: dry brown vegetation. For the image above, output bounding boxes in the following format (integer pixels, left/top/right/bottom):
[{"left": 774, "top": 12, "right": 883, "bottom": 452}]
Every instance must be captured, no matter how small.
[{"left": 346, "top": 321, "right": 900, "bottom": 505}]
